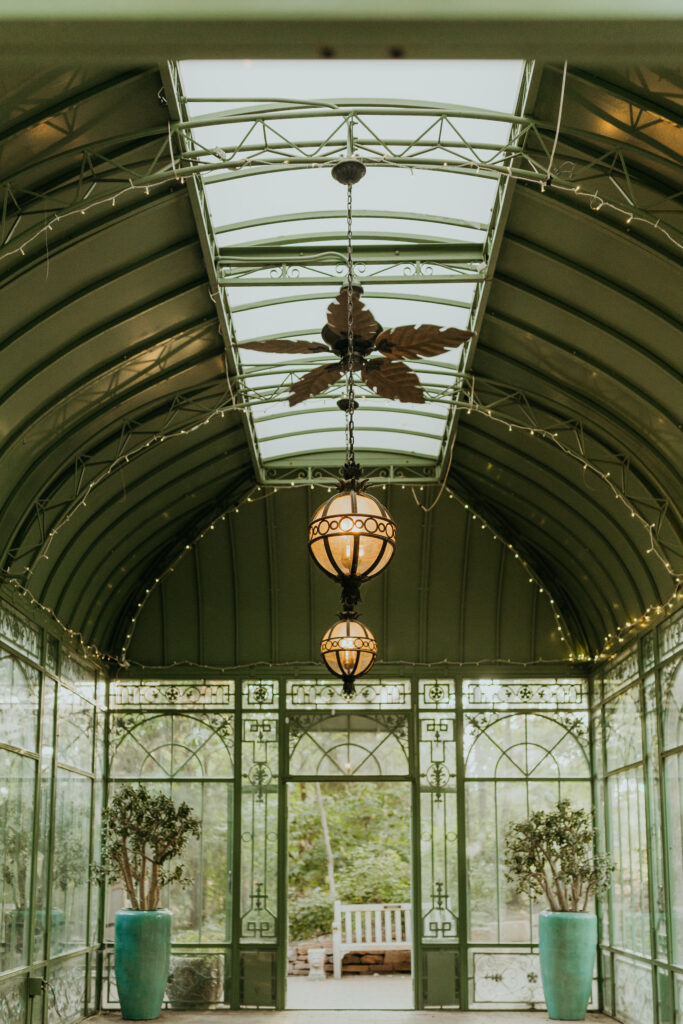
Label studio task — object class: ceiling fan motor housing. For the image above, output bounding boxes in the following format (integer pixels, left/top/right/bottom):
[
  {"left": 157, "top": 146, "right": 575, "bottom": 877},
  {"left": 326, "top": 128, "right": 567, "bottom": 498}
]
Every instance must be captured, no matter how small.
[{"left": 331, "top": 158, "right": 367, "bottom": 185}]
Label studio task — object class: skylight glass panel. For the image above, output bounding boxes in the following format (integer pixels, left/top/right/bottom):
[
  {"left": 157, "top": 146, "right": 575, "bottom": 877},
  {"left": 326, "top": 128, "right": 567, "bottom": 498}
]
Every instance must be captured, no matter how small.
[{"left": 178, "top": 59, "right": 525, "bottom": 476}]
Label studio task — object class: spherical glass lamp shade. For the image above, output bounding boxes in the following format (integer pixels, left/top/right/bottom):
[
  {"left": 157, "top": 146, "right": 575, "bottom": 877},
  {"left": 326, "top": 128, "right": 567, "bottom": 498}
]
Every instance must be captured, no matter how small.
[
  {"left": 309, "top": 489, "right": 396, "bottom": 582},
  {"left": 320, "top": 617, "right": 377, "bottom": 689}
]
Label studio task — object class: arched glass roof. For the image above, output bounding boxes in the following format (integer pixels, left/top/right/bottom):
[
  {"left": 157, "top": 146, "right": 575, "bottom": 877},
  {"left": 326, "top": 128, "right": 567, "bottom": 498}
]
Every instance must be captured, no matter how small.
[{"left": 177, "top": 60, "right": 526, "bottom": 478}]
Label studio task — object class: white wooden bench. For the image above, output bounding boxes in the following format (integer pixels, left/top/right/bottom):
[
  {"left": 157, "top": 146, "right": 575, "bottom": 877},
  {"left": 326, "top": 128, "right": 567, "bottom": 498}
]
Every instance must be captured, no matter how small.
[{"left": 331, "top": 900, "right": 411, "bottom": 979}]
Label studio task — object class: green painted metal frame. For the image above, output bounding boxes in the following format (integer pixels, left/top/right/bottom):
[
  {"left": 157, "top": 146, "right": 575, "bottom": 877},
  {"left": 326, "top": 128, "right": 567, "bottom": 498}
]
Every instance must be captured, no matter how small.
[
  {"left": 591, "top": 611, "right": 683, "bottom": 1024},
  {"left": 1, "top": 2, "right": 683, "bottom": 65},
  {"left": 0, "top": 591, "right": 104, "bottom": 1024},
  {"left": 100, "top": 665, "right": 593, "bottom": 1012}
]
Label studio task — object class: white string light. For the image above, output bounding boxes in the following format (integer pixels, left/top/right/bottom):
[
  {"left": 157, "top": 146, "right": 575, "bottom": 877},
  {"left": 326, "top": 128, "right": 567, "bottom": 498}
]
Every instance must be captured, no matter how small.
[
  {"left": 443, "top": 489, "right": 576, "bottom": 658},
  {"left": 2, "top": 143, "right": 682, "bottom": 268},
  {"left": 0, "top": 175, "right": 183, "bottom": 266},
  {"left": 22, "top": 389, "right": 244, "bottom": 570},
  {"left": 408, "top": 385, "right": 681, "bottom": 587}
]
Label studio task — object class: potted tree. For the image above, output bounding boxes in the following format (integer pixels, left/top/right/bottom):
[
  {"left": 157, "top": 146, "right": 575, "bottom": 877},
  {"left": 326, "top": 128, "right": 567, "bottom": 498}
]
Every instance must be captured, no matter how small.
[
  {"left": 93, "top": 784, "right": 200, "bottom": 1021},
  {"left": 504, "top": 799, "right": 614, "bottom": 1021}
]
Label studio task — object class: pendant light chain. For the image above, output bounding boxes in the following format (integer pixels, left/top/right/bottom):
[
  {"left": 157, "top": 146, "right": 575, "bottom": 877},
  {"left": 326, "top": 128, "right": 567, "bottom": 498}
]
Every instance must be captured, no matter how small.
[{"left": 345, "top": 181, "right": 356, "bottom": 467}]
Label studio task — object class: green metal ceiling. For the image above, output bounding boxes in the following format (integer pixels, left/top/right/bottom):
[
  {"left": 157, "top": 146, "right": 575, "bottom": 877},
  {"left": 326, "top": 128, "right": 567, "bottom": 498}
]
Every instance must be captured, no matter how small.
[
  {"left": 0, "top": 59, "right": 680, "bottom": 666},
  {"left": 0, "top": 66, "right": 253, "bottom": 650},
  {"left": 451, "top": 64, "right": 682, "bottom": 657},
  {"left": 0, "top": 3, "right": 682, "bottom": 63},
  {"left": 125, "top": 486, "right": 570, "bottom": 669}
]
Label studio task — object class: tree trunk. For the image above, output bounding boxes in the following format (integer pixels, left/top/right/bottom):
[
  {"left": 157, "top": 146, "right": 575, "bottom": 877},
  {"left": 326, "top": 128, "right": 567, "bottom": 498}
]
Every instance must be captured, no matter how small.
[{"left": 314, "top": 783, "right": 337, "bottom": 902}]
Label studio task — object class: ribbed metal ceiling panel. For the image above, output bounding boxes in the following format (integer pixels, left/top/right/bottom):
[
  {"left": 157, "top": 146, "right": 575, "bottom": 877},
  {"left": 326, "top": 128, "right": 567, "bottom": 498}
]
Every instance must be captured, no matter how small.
[
  {"left": 0, "top": 65, "right": 253, "bottom": 650},
  {"left": 125, "top": 486, "right": 568, "bottom": 669},
  {"left": 0, "top": 61, "right": 680, "bottom": 664},
  {"left": 452, "top": 63, "right": 682, "bottom": 657}
]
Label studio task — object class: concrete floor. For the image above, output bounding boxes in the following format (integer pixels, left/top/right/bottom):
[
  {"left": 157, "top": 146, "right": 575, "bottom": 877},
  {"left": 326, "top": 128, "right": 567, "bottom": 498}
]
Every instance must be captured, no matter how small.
[
  {"left": 287, "top": 974, "right": 412, "bottom": 1009},
  {"left": 92, "top": 1010, "right": 614, "bottom": 1023}
]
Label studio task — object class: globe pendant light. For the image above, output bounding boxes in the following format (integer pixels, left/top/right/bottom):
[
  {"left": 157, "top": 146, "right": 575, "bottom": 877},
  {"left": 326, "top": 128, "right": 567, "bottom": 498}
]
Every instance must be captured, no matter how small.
[
  {"left": 308, "top": 485, "right": 396, "bottom": 584},
  {"left": 320, "top": 615, "right": 378, "bottom": 696},
  {"left": 309, "top": 155, "right": 396, "bottom": 694}
]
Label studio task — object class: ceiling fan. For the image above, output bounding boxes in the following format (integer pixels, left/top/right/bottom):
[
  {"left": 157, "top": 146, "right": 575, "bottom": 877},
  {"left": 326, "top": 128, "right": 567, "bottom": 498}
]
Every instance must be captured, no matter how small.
[{"left": 239, "top": 284, "right": 473, "bottom": 406}]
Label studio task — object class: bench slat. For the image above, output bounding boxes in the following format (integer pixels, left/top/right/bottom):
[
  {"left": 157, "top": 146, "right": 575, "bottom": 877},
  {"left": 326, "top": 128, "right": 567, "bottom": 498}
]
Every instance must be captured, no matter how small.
[{"left": 332, "top": 901, "right": 411, "bottom": 977}]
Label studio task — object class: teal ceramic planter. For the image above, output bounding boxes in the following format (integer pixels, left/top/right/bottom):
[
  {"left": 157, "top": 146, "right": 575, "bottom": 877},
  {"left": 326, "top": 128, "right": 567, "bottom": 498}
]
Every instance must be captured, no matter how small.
[
  {"left": 539, "top": 911, "right": 597, "bottom": 1021},
  {"left": 115, "top": 909, "right": 171, "bottom": 1020}
]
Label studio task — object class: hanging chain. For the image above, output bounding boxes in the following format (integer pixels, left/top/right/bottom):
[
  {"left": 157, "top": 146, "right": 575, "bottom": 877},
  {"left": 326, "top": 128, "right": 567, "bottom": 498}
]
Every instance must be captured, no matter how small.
[{"left": 345, "top": 181, "right": 356, "bottom": 466}]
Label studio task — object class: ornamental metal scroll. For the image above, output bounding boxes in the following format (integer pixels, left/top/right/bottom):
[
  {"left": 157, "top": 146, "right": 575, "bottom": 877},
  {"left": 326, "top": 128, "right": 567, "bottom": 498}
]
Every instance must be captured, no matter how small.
[
  {"left": 109, "top": 712, "right": 234, "bottom": 779},
  {"left": 288, "top": 712, "right": 409, "bottom": 777},
  {"left": 464, "top": 678, "right": 587, "bottom": 709},
  {"left": 241, "top": 712, "right": 278, "bottom": 942},
  {"left": 286, "top": 678, "right": 410, "bottom": 710},
  {"left": 420, "top": 712, "right": 458, "bottom": 941},
  {"left": 0, "top": 598, "right": 41, "bottom": 660},
  {"left": 111, "top": 679, "right": 235, "bottom": 709}
]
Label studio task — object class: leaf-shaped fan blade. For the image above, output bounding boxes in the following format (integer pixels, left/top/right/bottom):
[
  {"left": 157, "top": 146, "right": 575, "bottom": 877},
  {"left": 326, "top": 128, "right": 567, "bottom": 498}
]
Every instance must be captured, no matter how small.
[
  {"left": 289, "top": 363, "right": 343, "bottom": 406},
  {"left": 327, "top": 288, "right": 380, "bottom": 342},
  {"left": 239, "top": 339, "right": 330, "bottom": 354},
  {"left": 375, "top": 324, "right": 473, "bottom": 359},
  {"left": 361, "top": 358, "right": 425, "bottom": 404}
]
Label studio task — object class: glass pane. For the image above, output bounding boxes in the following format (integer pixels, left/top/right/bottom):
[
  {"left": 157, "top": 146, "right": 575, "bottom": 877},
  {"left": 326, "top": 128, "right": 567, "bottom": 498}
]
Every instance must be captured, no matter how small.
[
  {"left": 288, "top": 713, "right": 409, "bottom": 777},
  {"left": 60, "top": 656, "right": 96, "bottom": 702},
  {"left": 33, "top": 678, "right": 55, "bottom": 961},
  {"left": 607, "top": 767, "right": 650, "bottom": 957},
  {"left": 48, "top": 953, "right": 87, "bottom": 1024},
  {"left": 659, "top": 608, "right": 683, "bottom": 662},
  {"left": 160, "top": 781, "right": 233, "bottom": 945},
  {"left": 614, "top": 954, "right": 654, "bottom": 1024},
  {"left": 57, "top": 686, "right": 94, "bottom": 773},
  {"left": 0, "top": 601, "right": 41, "bottom": 661},
  {"left": 0, "top": 973, "right": 27, "bottom": 1024},
  {"left": 644, "top": 675, "right": 668, "bottom": 960},
  {"left": 603, "top": 649, "right": 640, "bottom": 697},
  {"left": 0, "top": 650, "right": 40, "bottom": 752},
  {"left": 0, "top": 747, "right": 36, "bottom": 971},
  {"left": 109, "top": 712, "right": 234, "bottom": 779},
  {"left": 664, "top": 751, "right": 683, "bottom": 967},
  {"left": 662, "top": 656, "right": 683, "bottom": 752},
  {"left": 605, "top": 685, "right": 643, "bottom": 771},
  {"left": 465, "top": 709, "right": 590, "bottom": 947},
  {"left": 178, "top": 59, "right": 525, "bottom": 471},
  {"left": 52, "top": 770, "right": 92, "bottom": 953},
  {"left": 287, "top": 677, "right": 410, "bottom": 709}
]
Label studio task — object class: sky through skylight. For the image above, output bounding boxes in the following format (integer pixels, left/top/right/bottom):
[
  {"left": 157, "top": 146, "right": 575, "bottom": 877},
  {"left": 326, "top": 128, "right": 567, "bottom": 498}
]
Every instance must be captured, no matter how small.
[{"left": 179, "top": 60, "right": 525, "bottom": 474}]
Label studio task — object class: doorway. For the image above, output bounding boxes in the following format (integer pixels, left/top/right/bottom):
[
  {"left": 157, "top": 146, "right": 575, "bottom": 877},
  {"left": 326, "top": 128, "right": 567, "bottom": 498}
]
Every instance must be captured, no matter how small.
[{"left": 286, "top": 780, "right": 413, "bottom": 1010}]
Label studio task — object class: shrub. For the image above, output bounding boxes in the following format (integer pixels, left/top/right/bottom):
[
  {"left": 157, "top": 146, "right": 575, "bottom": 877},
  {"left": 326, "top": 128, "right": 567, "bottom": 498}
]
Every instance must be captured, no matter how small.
[
  {"left": 504, "top": 799, "right": 614, "bottom": 912},
  {"left": 92, "top": 783, "right": 200, "bottom": 910},
  {"left": 289, "top": 888, "right": 334, "bottom": 940}
]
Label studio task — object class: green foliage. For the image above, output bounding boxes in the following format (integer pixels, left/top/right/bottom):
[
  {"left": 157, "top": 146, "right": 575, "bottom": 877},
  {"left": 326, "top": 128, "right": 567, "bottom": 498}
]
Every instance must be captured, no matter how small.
[
  {"left": 0, "top": 799, "right": 30, "bottom": 908},
  {"left": 53, "top": 830, "right": 89, "bottom": 895},
  {"left": 92, "top": 783, "right": 200, "bottom": 911},
  {"left": 336, "top": 849, "right": 410, "bottom": 903},
  {"left": 504, "top": 799, "right": 615, "bottom": 912},
  {"left": 288, "top": 782, "right": 411, "bottom": 941},
  {"left": 289, "top": 888, "right": 334, "bottom": 940}
]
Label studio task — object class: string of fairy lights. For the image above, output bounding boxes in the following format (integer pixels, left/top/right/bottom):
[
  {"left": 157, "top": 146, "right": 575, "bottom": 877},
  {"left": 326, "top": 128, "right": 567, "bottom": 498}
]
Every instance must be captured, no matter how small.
[
  {"left": 4, "top": 451, "right": 679, "bottom": 673},
  {"left": 10, "top": 362, "right": 681, "bottom": 592},
  {"left": 2, "top": 374, "right": 680, "bottom": 667},
  {"left": 21, "top": 389, "right": 242, "bottom": 571},
  {"left": 1, "top": 93, "right": 681, "bottom": 670},
  {"left": 1, "top": 143, "right": 682, "bottom": 268},
  {"left": 116, "top": 476, "right": 579, "bottom": 667}
]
